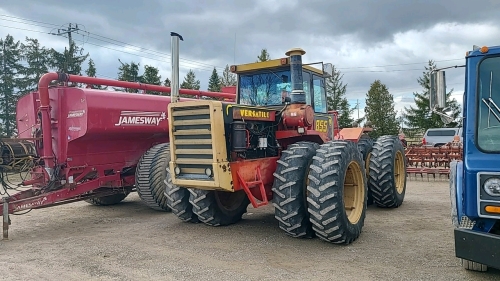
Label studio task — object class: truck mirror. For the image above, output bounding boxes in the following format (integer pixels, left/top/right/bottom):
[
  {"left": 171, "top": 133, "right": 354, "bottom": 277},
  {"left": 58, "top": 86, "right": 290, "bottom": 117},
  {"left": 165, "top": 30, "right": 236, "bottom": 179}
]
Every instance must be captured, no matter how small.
[
  {"left": 430, "top": 70, "right": 446, "bottom": 109},
  {"left": 323, "top": 63, "right": 333, "bottom": 78}
]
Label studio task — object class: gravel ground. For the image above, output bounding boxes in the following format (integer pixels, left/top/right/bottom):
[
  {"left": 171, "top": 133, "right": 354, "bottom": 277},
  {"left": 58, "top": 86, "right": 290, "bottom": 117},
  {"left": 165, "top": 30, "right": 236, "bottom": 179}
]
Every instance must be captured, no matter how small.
[{"left": 0, "top": 179, "right": 499, "bottom": 281}]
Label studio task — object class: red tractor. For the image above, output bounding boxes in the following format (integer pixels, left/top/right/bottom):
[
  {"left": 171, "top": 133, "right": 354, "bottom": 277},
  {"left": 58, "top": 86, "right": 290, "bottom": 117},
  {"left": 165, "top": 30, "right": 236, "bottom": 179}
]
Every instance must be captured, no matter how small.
[{"left": 165, "top": 38, "right": 407, "bottom": 243}]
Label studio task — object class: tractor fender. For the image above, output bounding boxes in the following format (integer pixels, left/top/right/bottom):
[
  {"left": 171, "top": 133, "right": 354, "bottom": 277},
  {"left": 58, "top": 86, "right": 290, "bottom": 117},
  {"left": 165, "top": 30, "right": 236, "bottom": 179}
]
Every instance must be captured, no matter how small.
[{"left": 450, "top": 160, "right": 464, "bottom": 228}]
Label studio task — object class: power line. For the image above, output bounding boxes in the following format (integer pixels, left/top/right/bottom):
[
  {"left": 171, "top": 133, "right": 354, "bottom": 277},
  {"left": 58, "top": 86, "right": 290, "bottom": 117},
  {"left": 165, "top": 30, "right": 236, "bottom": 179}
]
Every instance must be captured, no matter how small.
[
  {"left": 337, "top": 58, "right": 463, "bottom": 70},
  {"left": 0, "top": 14, "right": 225, "bottom": 70},
  {"left": 0, "top": 22, "right": 220, "bottom": 72},
  {"left": 0, "top": 16, "right": 223, "bottom": 72},
  {"left": 0, "top": 14, "right": 60, "bottom": 27},
  {"left": 0, "top": 14, "right": 468, "bottom": 72}
]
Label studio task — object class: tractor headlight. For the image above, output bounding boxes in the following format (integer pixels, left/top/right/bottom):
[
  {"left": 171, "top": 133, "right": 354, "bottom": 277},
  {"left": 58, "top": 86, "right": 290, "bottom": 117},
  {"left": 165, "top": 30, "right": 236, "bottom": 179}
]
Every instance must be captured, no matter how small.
[
  {"left": 484, "top": 177, "right": 500, "bottom": 197},
  {"left": 174, "top": 166, "right": 181, "bottom": 175},
  {"left": 205, "top": 168, "right": 213, "bottom": 177}
]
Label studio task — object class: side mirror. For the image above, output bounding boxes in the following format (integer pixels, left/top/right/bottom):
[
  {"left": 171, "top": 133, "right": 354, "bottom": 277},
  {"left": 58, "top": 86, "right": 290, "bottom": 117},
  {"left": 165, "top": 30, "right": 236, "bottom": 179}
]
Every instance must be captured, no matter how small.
[
  {"left": 430, "top": 70, "right": 446, "bottom": 109},
  {"left": 323, "top": 63, "right": 333, "bottom": 78}
]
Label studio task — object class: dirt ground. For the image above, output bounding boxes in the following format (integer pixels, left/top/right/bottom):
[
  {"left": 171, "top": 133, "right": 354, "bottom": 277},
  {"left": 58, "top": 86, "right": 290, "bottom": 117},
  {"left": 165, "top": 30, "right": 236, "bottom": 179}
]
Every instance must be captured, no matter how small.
[{"left": 1, "top": 179, "right": 499, "bottom": 281}]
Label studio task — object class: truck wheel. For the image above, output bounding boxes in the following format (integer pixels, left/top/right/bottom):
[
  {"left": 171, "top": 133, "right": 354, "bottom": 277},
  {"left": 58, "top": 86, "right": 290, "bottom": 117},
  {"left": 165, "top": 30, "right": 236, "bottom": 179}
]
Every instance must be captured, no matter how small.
[
  {"left": 164, "top": 169, "right": 199, "bottom": 222},
  {"left": 85, "top": 192, "right": 129, "bottom": 206},
  {"left": 357, "top": 135, "right": 374, "bottom": 206},
  {"left": 461, "top": 259, "right": 488, "bottom": 272},
  {"left": 307, "top": 140, "right": 367, "bottom": 244},
  {"left": 135, "top": 143, "right": 171, "bottom": 211},
  {"left": 189, "top": 189, "right": 249, "bottom": 226},
  {"left": 272, "top": 141, "right": 320, "bottom": 238},
  {"left": 368, "top": 135, "right": 406, "bottom": 208}
]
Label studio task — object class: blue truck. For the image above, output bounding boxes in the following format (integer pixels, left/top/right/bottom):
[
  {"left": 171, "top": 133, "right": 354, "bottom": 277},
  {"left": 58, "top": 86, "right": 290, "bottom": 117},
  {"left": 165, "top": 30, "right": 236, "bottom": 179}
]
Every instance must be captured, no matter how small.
[{"left": 431, "top": 45, "right": 500, "bottom": 272}]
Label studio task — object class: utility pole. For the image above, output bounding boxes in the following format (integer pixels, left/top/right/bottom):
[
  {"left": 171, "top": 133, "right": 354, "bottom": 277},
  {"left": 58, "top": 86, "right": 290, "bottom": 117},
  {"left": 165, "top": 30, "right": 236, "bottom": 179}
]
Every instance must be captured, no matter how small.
[
  {"left": 356, "top": 99, "right": 360, "bottom": 119},
  {"left": 50, "top": 23, "right": 80, "bottom": 73}
]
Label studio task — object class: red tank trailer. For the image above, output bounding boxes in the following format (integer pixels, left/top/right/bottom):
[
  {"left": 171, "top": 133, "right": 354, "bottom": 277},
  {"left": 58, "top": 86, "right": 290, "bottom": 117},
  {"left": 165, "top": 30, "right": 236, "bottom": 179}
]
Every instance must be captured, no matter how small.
[{"left": 0, "top": 33, "right": 235, "bottom": 239}]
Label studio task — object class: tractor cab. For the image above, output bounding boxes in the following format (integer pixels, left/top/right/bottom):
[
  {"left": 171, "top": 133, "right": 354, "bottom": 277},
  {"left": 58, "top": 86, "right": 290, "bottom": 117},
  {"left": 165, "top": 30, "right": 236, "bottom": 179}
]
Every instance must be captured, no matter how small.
[{"left": 230, "top": 57, "right": 330, "bottom": 113}]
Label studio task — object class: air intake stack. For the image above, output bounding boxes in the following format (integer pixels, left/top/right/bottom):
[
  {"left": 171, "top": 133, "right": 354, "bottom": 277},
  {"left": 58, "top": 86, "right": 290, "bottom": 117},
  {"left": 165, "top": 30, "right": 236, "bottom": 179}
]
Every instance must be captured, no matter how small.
[
  {"left": 285, "top": 48, "right": 306, "bottom": 104},
  {"left": 170, "top": 32, "right": 183, "bottom": 103}
]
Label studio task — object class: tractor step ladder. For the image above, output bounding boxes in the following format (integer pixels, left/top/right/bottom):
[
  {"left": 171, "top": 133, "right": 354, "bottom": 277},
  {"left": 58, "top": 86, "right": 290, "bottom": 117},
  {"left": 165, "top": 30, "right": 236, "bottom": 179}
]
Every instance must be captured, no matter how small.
[{"left": 236, "top": 166, "right": 268, "bottom": 208}]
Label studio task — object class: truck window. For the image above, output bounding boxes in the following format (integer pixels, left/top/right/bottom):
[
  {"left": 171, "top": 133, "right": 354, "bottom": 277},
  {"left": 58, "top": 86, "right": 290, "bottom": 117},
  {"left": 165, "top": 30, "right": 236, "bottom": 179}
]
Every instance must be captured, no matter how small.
[
  {"left": 426, "top": 130, "right": 457, "bottom": 137},
  {"left": 477, "top": 56, "right": 500, "bottom": 152}
]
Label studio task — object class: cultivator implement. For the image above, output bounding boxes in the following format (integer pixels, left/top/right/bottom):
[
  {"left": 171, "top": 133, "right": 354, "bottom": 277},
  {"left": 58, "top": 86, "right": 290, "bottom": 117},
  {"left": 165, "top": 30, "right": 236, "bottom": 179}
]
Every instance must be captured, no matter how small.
[{"left": 405, "top": 144, "right": 463, "bottom": 179}]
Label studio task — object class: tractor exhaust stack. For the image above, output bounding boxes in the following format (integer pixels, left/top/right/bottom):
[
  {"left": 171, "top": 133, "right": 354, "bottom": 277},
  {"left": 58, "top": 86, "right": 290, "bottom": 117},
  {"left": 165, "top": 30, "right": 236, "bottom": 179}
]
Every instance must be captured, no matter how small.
[
  {"left": 285, "top": 48, "right": 306, "bottom": 104},
  {"left": 170, "top": 32, "right": 183, "bottom": 103}
]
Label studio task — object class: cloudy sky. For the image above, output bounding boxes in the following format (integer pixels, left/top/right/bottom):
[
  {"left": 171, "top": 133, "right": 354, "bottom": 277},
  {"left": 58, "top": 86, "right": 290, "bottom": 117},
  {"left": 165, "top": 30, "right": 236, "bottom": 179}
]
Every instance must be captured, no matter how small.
[{"left": 1, "top": 0, "right": 500, "bottom": 123}]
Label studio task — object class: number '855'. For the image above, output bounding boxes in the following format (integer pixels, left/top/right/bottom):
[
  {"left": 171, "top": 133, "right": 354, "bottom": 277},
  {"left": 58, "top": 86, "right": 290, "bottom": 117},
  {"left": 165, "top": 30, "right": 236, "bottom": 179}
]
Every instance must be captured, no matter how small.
[{"left": 315, "top": 120, "right": 327, "bottom": 132}]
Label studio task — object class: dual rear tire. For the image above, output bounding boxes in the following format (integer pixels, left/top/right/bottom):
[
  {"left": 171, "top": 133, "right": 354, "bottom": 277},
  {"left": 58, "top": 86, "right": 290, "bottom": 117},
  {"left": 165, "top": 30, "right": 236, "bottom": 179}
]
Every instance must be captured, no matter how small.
[
  {"left": 272, "top": 136, "right": 407, "bottom": 244},
  {"left": 273, "top": 140, "right": 367, "bottom": 244}
]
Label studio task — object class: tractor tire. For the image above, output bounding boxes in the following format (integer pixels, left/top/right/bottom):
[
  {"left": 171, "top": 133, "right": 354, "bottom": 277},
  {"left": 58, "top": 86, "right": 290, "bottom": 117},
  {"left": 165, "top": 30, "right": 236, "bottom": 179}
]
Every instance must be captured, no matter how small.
[
  {"left": 85, "top": 192, "right": 129, "bottom": 206},
  {"left": 164, "top": 168, "right": 199, "bottom": 223},
  {"left": 357, "top": 135, "right": 374, "bottom": 206},
  {"left": 368, "top": 135, "right": 407, "bottom": 208},
  {"left": 307, "top": 140, "right": 367, "bottom": 244},
  {"left": 135, "top": 143, "right": 171, "bottom": 212},
  {"left": 189, "top": 188, "right": 250, "bottom": 226},
  {"left": 272, "top": 141, "right": 320, "bottom": 238}
]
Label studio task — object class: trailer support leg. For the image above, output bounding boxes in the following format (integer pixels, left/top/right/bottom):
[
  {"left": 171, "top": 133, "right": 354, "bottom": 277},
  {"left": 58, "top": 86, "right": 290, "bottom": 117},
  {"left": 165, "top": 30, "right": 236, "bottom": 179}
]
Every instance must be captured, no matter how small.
[{"left": 3, "top": 197, "right": 9, "bottom": 240}]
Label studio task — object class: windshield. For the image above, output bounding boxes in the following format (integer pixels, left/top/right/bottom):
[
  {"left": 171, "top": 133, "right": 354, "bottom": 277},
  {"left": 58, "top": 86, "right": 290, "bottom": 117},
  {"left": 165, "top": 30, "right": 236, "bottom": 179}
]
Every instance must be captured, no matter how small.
[
  {"left": 477, "top": 56, "right": 500, "bottom": 152},
  {"left": 238, "top": 68, "right": 328, "bottom": 113},
  {"left": 239, "top": 69, "right": 290, "bottom": 106}
]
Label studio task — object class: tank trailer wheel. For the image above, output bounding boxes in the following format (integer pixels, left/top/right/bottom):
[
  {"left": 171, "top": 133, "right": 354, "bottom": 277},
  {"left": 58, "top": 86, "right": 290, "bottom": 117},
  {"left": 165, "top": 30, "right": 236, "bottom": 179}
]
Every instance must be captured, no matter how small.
[
  {"left": 357, "top": 136, "right": 374, "bottom": 206},
  {"left": 307, "top": 140, "right": 368, "bottom": 244},
  {"left": 461, "top": 259, "right": 488, "bottom": 272},
  {"left": 85, "top": 192, "right": 130, "bottom": 206},
  {"left": 135, "top": 143, "right": 171, "bottom": 211},
  {"left": 368, "top": 135, "right": 407, "bottom": 208},
  {"left": 189, "top": 188, "right": 250, "bottom": 226},
  {"left": 164, "top": 167, "right": 199, "bottom": 223},
  {"left": 272, "top": 141, "right": 320, "bottom": 238}
]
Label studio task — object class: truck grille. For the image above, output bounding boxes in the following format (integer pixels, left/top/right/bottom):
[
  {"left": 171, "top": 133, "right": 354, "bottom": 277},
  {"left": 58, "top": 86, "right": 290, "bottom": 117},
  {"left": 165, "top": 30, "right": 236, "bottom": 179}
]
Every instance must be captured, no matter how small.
[{"left": 170, "top": 104, "right": 214, "bottom": 180}]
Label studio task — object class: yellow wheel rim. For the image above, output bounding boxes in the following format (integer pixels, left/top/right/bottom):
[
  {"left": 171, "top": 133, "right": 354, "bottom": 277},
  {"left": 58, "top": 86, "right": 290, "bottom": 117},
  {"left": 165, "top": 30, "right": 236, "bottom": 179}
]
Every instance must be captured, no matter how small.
[
  {"left": 344, "top": 161, "right": 365, "bottom": 224},
  {"left": 394, "top": 150, "right": 405, "bottom": 194}
]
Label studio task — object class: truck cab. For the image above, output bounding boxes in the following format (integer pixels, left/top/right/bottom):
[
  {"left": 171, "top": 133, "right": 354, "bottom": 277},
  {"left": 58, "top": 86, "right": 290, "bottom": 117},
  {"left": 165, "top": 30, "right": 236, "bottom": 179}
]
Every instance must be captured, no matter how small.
[{"left": 433, "top": 45, "right": 500, "bottom": 271}]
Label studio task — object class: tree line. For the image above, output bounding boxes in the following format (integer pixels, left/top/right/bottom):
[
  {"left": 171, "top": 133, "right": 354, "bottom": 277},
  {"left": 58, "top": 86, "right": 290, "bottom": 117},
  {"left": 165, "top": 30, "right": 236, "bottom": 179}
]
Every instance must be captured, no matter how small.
[
  {"left": 331, "top": 59, "right": 461, "bottom": 138},
  {"left": 0, "top": 34, "right": 238, "bottom": 137}
]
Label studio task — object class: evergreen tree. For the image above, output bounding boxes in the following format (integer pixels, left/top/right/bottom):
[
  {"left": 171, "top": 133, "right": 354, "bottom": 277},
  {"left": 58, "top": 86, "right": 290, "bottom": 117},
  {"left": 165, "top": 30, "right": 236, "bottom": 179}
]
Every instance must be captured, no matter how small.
[
  {"left": 0, "top": 34, "right": 25, "bottom": 137},
  {"left": 207, "top": 67, "right": 221, "bottom": 92},
  {"left": 256, "top": 48, "right": 271, "bottom": 62},
  {"left": 180, "top": 69, "right": 200, "bottom": 90},
  {"left": 140, "top": 65, "right": 162, "bottom": 95},
  {"left": 364, "top": 80, "right": 399, "bottom": 138},
  {"left": 84, "top": 58, "right": 107, "bottom": 90},
  {"left": 116, "top": 60, "right": 141, "bottom": 93},
  {"left": 404, "top": 60, "right": 461, "bottom": 130},
  {"left": 85, "top": 58, "right": 97, "bottom": 77},
  {"left": 220, "top": 64, "right": 236, "bottom": 87},
  {"left": 19, "top": 37, "right": 51, "bottom": 93},
  {"left": 50, "top": 41, "right": 89, "bottom": 76},
  {"left": 326, "top": 65, "right": 354, "bottom": 128},
  {"left": 163, "top": 77, "right": 171, "bottom": 87}
]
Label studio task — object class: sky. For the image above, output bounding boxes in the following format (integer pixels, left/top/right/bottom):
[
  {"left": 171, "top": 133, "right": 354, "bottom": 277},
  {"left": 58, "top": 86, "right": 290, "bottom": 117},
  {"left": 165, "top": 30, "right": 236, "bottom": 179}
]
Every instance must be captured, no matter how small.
[{"left": 1, "top": 0, "right": 500, "bottom": 124}]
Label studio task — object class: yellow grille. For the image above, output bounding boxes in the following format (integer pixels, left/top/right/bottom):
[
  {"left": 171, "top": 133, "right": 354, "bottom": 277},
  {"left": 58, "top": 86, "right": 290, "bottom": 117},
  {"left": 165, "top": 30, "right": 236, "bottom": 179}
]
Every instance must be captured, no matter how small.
[{"left": 170, "top": 104, "right": 215, "bottom": 180}]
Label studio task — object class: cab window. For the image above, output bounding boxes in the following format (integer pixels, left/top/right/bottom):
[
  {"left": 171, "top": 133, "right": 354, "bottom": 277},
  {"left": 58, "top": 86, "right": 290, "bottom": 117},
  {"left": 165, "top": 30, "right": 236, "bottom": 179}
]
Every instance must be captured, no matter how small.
[{"left": 313, "top": 74, "right": 327, "bottom": 113}]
